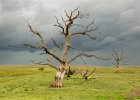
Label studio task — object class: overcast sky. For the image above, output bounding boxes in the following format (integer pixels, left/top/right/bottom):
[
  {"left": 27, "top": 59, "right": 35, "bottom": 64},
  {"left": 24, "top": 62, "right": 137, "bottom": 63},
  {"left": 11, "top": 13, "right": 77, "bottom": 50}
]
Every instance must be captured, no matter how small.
[{"left": 0, "top": 0, "right": 140, "bottom": 66}]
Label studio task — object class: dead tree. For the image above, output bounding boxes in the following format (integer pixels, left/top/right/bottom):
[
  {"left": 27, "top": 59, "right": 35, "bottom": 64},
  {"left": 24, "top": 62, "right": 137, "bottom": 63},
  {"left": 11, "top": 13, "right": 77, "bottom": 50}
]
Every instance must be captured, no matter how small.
[
  {"left": 76, "top": 67, "right": 96, "bottom": 80},
  {"left": 112, "top": 49, "right": 126, "bottom": 73},
  {"left": 22, "top": 8, "right": 108, "bottom": 87}
]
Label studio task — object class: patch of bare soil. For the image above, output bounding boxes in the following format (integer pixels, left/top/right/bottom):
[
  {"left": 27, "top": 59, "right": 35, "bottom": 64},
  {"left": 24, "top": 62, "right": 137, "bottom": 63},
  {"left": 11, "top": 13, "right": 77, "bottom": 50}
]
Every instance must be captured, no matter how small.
[{"left": 125, "top": 88, "right": 139, "bottom": 100}]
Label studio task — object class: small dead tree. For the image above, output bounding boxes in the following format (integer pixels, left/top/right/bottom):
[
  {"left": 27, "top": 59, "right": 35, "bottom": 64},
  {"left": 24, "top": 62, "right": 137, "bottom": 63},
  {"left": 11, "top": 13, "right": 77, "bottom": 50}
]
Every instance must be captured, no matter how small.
[
  {"left": 76, "top": 67, "right": 96, "bottom": 80},
  {"left": 112, "top": 49, "right": 126, "bottom": 73},
  {"left": 22, "top": 8, "right": 108, "bottom": 87}
]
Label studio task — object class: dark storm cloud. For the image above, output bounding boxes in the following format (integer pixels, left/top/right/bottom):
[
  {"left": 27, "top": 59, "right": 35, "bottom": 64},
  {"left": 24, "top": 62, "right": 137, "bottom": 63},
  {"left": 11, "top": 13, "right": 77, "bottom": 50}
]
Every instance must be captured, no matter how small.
[
  {"left": 0, "top": 0, "right": 57, "bottom": 51},
  {"left": 0, "top": 0, "right": 140, "bottom": 65}
]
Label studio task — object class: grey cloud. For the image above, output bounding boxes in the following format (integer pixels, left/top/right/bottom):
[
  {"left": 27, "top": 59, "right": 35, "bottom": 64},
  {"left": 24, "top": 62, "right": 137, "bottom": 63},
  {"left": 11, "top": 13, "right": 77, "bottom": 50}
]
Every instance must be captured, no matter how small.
[
  {"left": 99, "top": 36, "right": 120, "bottom": 49},
  {"left": 101, "top": 36, "right": 117, "bottom": 45},
  {"left": 122, "top": 26, "right": 140, "bottom": 38},
  {"left": 0, "top": 0, "right": 140, "bottom": 66},
  {"left": 0, "top": 0, "right": 33, "bottom": 13},
  {"left": 118, "top": 26, "right": 140, "bottom": 43}
]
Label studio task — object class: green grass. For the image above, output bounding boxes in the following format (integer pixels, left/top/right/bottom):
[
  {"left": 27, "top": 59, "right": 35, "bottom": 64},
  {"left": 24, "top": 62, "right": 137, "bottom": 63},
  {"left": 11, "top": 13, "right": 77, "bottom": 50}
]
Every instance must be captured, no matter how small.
[{"left": 0, "top": 66, "right": 140, "bottom": 100}]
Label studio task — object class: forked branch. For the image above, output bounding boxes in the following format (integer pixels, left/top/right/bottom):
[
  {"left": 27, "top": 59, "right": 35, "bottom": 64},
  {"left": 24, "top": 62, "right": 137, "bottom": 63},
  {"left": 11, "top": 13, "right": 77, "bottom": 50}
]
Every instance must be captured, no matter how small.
[
  {"left": 28, "top": 24, "right": 45, "bottom": 45},
  {"left": 112, "top": 49, "right": 126, "bottom": 67},
  {"left": 68, "top": 53, "right": 110, "bottom": 64},
  {"left": 54, "top": 16, "right": 66, "bottom": 36},
  {"left": 24, "top": 24, "right": 65, "bottom": 64},
  {"left": 32, "top": 61, "right": 58, "bottom": 70},
  {"left": 70, "top": 19, "right": 98, "bottom": 40}
]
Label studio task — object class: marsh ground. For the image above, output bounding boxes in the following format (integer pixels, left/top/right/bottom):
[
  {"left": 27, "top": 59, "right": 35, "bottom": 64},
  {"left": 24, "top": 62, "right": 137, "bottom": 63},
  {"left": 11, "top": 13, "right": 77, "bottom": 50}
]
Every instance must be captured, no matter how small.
[{"left": 0, "top": 65, "right": 139, "bottom": 100}]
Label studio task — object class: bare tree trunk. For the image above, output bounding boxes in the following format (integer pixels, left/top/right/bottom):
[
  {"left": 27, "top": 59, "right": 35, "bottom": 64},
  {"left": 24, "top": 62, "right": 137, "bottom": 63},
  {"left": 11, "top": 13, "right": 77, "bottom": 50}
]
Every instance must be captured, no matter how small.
[
  {"left": 112, "top": 49, "right": 126, "bottom": 73},
  {"left": 116, "top": 66, "right": 120, "bottom": 73},
  {"left": 51, "top": 67, "right": 66, "bottom": 87}
]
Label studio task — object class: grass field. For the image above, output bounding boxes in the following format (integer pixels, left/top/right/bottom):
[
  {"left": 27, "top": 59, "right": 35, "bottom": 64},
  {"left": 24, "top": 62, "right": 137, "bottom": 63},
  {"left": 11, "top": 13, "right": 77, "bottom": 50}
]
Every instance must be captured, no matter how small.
[{"left": 0, "top": 65, "right": 139, "bottom": 100}]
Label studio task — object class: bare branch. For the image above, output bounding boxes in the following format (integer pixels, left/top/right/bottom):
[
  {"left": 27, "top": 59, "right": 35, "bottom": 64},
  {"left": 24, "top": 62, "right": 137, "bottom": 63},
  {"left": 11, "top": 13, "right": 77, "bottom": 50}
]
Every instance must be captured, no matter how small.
[
  {"left": 64, "top": 10, "right": 70, "bottom": 18},
  {"left": 28, "top": 24, "right": 45, "bottom": 45},
  {"left": 68, "top": 53, "right": 111, "bottom": 64},
  {"left": 70, "top": 19, "right": 98, "bottom": 40},
  {"left": 31, "top": 56, "right": 58, "bottom": 70},
  {"left": 84, "top": 34, "right": 97, "bottom": 40},
  {"left": 86, "top": 19, "right": 95, "bottom": 30},
  {"left": 34, "top": 61, "right": 58, "bottom": 70},
  {"left": 112, "top": 52, "right": 118, "bottom": 61},
  {"left": 82, "top": 70, "right": 89, "bottom": 78},
  {"left": 63, "top": 8, "right": 83, "bottom": 36},
  {"left": 71, "top": 7, "right": 79, "bottom": 16},
  {"left": 65, "top": 8, "right": 79, "bottom": 19},
  {"left": 20, "top": 42, "right": 64, "bottom": 64},
  {"left": 71, "top": 10, "right": 80, "bottom": 20},
  {"left": 120, "top": 48, "right": 126, "bottom": 61},
  {"left": 47, "top": 56, "right": 54, "bottom": 64},
  {"left": 10, "top": 44, "right": 41, "bottom": 49},
  {"left": 26, "top": 23, "right": 65, "bottom": 64},
  {"left": 43, "top": 46, "right": 64, "bottom": 64},
  {"left": 54, "top": 16, "right": 66, "bottom": 36},
  {"left": 22, "top": 43, "right": 64, "bottom": 64},
  {"left": 21, "top": 44, "right": 42, "bottom": 49},
  {"left": 51, "top": 39, "right": 63, "bottom": 49},
  {"left": 86, "top": 67, "right": 96, "bottom": 77},
  {"left": 61, "top": 17, "right": 67, "bottom": 26},
  {"left": 112, "top": 49, "right": 121, "bottom": 62}
]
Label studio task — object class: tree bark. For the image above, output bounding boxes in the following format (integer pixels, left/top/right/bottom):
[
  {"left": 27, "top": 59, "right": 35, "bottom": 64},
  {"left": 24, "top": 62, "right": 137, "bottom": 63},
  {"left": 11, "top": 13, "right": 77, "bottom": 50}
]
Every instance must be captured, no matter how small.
[
  {"left": 51, "top": 67, "right": 66, "bottom": 87},
  {"left": 116, "top": 66, "right": 120, "bottom": 73}
]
